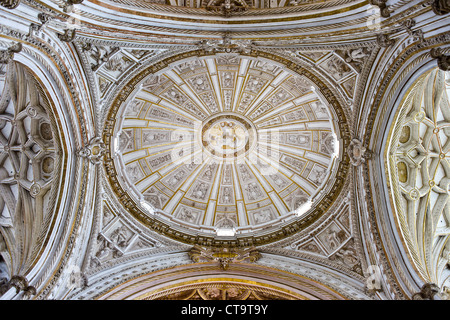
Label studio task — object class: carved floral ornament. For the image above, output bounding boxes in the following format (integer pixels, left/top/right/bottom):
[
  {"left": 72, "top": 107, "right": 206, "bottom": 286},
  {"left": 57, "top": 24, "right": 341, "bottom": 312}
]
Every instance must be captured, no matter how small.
[
  {"left": 188, "top": 245, "right": 261, "bottom": 270},
  {"left": 347, "top": 139, "right": 371, "bottom": 166},
  {"left": 0, "top": 0, "right": 20, "bottom": 9},
  {"left": 198, "top": 33, "right": 254, "bottom": 54},
  {"left": 204, "top": 0, "right": 249, "bottom": 17},
  {"left": 102, "top": 49, "right": 351, "bottom": 248},
  {"left": 78, "top": 137, "right": 105, "bottom": 165},
  {"left": 431, "top": 0, "right": 450, "bottom": 15}
]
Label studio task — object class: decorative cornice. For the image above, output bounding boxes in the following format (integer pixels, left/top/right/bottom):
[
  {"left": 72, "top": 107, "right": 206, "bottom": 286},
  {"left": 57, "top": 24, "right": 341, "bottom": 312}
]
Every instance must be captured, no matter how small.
[
  {"left": 0, "top": 26, "right": 94, "bottom": 299},
  {"left": 197, "top": 32, "right": 254, "bottom": 54},
  {"left": 88, "top": 0, "right": 364, "bottom": 19}
]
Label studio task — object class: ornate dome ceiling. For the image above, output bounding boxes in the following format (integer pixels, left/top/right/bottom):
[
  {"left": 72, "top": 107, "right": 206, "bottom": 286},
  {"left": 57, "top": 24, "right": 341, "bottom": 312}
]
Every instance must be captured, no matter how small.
[
  {"left": 105, "top": 53, "right": 342, "bottom": 244},
  {"left": 1, "top": 0, "right": 449, "bottom": 303}
]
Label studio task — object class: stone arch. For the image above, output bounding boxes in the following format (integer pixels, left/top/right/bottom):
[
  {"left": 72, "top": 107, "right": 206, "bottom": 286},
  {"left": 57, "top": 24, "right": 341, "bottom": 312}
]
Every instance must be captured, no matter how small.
[{"left": 96, "top": 262, "right": 347, "bottom": 300}]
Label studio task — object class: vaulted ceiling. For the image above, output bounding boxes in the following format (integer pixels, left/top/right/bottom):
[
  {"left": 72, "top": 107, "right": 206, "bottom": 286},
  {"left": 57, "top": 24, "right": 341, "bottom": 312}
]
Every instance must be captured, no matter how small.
[{"left": 0, "top": 0, "right": 449, "bottom": 301}]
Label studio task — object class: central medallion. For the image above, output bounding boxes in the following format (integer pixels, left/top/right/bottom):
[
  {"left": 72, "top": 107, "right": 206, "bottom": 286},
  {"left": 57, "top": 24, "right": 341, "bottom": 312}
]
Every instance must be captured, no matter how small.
[{"left": 201, "top": 113, "right": 256, "bottom": 161}]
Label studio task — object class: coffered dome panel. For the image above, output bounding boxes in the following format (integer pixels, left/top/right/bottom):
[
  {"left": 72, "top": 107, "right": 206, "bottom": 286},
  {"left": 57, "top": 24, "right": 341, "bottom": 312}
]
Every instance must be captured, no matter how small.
[{"left": 104, "top": 52, "right": 348, "bottom": 246}]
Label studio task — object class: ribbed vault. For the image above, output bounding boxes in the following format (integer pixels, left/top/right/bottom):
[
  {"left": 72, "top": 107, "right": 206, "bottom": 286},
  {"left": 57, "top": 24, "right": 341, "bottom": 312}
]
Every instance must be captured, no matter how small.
[
  {"left": 386, "top": 68, "right": 450, "bottom": 292},
  {"left": 103, "top": 51, "right": 350, "bottom": 247}
]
